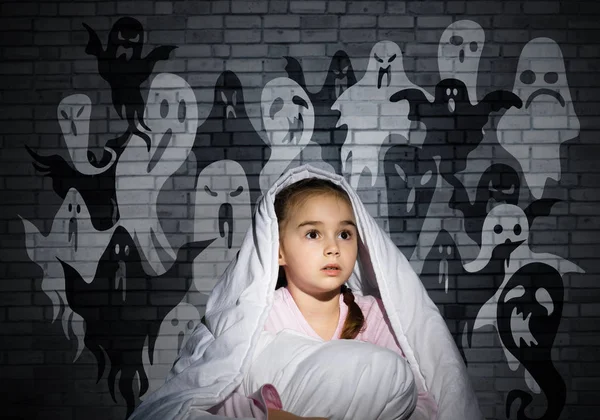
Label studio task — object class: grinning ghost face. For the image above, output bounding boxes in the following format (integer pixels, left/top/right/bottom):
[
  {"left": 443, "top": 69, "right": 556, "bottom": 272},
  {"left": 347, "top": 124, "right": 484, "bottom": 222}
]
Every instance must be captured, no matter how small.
[
  {"left": 193, "top": 160, "right": 252, "bottom": 294},
  {"left": 367, "top": 41, "right": 404, "bottom": 89},
  {"left": 477, "top": 164, "right": 521, "bottom": 214},
  {"left": 261, "top": 77, "right": 314, "bottom": 147},
  {"left": 498, "top": 262, "right": 563, "bottom": 354},
  {"left": 438, "top": 20, "right": 485, "bottom": 105},
  {"left": 108, "top": 17, "right": 144, "bottom": 61}
]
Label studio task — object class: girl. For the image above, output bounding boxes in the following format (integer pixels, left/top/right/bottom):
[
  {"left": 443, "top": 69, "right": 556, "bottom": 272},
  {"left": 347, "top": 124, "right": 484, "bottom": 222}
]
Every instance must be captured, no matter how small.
[{"left": 129, "top": 165, "right": 483, "bottom": 420}]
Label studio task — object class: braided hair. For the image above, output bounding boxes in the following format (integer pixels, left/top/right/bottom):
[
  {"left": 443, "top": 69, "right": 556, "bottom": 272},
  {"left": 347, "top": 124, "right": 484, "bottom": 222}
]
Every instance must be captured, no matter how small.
[{"left": 274, "top": 178, "right": 365, "bottom": 339}]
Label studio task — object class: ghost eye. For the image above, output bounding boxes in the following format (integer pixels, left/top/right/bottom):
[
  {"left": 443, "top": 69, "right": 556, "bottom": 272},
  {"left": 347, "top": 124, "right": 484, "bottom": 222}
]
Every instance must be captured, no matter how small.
[
  {"left": 446, "top": 246, "right": 452, "bottom": 255},
  {"left": 76, "top": 204, "right": 81, "bottom": 213},
  {"left": 544, "top": 72, "right": 558, "bottom": 84},
  {"left": 520, "top": 70, "right": 536, "bottom": 85},
  {"left": 204, "top": 185, "right": 217, "bottom": 197},
  {"left": 388, "top": 54, "right": 397, "bottom": 63},
  {"left": 269, "top": 97, "right": 284, "bottom": 119},
  {"left": 131, "top": 34, "right": 140, "bottom": 43},
  {"left": 469, "top": 41, "right": 478, "bottom": 52},
  {"left": 220, "top": 91, "right": 227, "bottom": 104},
  {"left": 160, "top": 99, "right": 169, "bottom": 118},
  {"left": 494, "top": 224, "right": 503, "bottom": 234},
  {"left": 514, "top": 224, "right": 522, "bottom": 235},
  {"left": 68, "top": 204, "right": 72, "bottom": 212},
  {"left": 333, "top": 69, "right": 339, "bottom": 75},
  {"left": 178, "top": 100, "right": 186, "bottom": 123},
  {"left": 115, "top": 244, "right": 120, "bottom": 254},
  {"left": 230, "top": 186, "right": 243, "bottom": 197},
  {"left": 374, "top": 53, "right": 383, "bottom": 63},
  {"left": 124, "top": 245, "right": 130, "bottom": 256},
  {"left": 292, "top": 95, "right": 308, "bottom": 109},
  {"left": 118, "top": 31, "right": 125, "bottom": 41},
  {"left": 450, "top": 35, "right": 463, "bottom": 46}
]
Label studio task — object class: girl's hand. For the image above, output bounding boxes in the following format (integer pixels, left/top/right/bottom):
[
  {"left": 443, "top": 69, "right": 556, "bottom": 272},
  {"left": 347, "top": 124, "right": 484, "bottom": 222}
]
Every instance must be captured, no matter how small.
[{"left": 267, "top": 408, "right": 329, "bottom": 420}]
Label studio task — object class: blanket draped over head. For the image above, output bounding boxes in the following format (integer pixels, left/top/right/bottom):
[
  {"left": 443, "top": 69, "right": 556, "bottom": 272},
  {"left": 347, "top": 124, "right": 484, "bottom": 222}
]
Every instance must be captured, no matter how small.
[{"left": 129, "top": 164, "right": 483, "bottom": 420}]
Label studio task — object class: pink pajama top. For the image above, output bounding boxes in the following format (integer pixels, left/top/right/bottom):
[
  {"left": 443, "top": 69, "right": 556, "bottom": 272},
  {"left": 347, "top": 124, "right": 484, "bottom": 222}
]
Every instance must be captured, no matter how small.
[{"left": 208, "top": 287, "right": 438, "bottom": 419}]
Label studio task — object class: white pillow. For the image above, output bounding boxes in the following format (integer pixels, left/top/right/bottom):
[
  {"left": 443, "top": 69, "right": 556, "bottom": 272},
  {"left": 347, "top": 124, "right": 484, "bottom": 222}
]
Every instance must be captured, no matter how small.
[{"left": 243, "top": 330, "right": 417, "bottom": 420}]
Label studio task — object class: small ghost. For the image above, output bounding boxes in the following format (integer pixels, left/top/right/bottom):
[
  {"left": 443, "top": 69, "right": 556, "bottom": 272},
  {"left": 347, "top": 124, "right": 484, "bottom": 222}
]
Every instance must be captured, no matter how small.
[
  {"left": 115, "top": 73, "right": 198, "bottom": 276},
  {"left": 259, "top": 77, "right": 315, "bottom": 193},
  {"left": 496, "top": 37, "right": 580, "bottom": 199},
  {"left": 83, "top": 17, "right": 177, "bottom": 147},
  {"left": 56, "top": 94, "right": 117, "bottom": 175},
  {"left": 332, "top": 40, "right": 433, "bottom": 189},
  {"left": 193, "top": 160, "right": 252, "bottom": 295},
  {"left": 438, "top": 20, "right": 486, "bottom": 105},
  {"left": 20, "top": 188, "right": 116, "bottom": 361}
]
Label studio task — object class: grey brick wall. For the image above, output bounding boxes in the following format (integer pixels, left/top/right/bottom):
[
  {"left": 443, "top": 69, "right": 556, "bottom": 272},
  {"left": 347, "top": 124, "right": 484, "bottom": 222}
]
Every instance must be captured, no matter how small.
[{"left": 1, "top": 1, "right": 600, "bottom": 419}]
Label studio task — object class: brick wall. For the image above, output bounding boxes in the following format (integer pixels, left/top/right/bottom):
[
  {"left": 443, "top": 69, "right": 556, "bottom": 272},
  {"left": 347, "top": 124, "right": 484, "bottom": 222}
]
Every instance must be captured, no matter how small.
[{"left": 1, "top": 1, "right": 599, "bottom": 419}]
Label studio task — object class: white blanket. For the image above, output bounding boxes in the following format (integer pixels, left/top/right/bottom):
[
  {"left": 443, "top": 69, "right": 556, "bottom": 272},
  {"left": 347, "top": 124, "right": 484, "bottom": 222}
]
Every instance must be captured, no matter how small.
[
  {"left": 243, "top": 330, "right": 417, "bottom": 420},
  {"left": 129, "top": 164, "right": 483, "bottom": 420}
]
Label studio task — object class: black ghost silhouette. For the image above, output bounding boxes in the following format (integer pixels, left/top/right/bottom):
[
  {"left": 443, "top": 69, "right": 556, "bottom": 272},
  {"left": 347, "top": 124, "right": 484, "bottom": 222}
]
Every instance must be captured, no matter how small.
[
  {"left": 83, "top": 17, "right": 177, "bottom": 149},
  {"left": 499, "top": 263, "right": 566, "bottom": 420},
  {"left": 191, "top": 71, "right": 270, "bottom": 214},
  {"left": 61, "top": 226, "right": 214, "bottom": 418},
  {"left": 284, "top": 51, "right": 357, "bottom": 174},
  {"left": 383, "top": 144, "right": 438, "bottom": 260},
  {"left": 390, "top": 78, "right": 522, "bottom": 178},
  {"left": 25, "top": 133, "right": 130, "bottom": 231}
]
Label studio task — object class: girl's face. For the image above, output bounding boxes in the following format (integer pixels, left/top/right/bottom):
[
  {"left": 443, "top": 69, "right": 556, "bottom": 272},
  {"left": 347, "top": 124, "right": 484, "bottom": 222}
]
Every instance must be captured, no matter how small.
[{"left": 278, "top": 193, "right": 358, "bottom": 298}]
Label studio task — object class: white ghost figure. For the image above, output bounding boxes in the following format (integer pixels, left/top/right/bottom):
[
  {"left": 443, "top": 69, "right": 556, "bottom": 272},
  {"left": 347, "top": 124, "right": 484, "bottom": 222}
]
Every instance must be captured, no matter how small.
[
  {"left": 496, "top": 38, "right": 580, "bottom": 199},
  {"left": 438, "top": 20, "right": 485, "bottom": 105},
  {"left": 332, "top": 40, "right": 433, "bottom": 189},
  {"left": 141, "top": 302, "right": 202, "bottom": 398},
  {"left": 259, "top": 77, "right": 315, "bottom": 194},
  {"left": 464, "top": 204, "right": 583, "bottom": 370},
  {"left": 57, "top": 94, "right": 117, "bottom": 174},
  {"left": 116, "top": 73, "right": 198, "bottom": 276},
  {"left": 20, "top": 188, "right": 116, "bottom": 361},
  {"left": 193, "top": 160, "right": 252, "bottom": 295}
]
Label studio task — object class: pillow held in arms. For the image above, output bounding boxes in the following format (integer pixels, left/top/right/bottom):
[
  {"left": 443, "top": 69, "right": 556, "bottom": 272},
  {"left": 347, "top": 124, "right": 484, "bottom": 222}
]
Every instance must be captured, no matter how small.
[{"left": 129, "top": 164, "right": 483, "bottom": 420}]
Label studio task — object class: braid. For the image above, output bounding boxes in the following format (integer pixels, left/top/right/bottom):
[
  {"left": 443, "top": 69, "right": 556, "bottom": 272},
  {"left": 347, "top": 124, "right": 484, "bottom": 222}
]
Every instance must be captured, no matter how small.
[{"left": 340, "top": 284, "right": 365, "bottom": 339}]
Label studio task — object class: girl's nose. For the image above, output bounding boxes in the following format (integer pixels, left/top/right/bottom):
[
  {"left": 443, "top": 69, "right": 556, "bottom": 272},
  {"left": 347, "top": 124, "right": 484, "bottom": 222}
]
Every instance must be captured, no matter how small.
[{"left": 325, "top": 241, "right": 340, "bottom": 256}]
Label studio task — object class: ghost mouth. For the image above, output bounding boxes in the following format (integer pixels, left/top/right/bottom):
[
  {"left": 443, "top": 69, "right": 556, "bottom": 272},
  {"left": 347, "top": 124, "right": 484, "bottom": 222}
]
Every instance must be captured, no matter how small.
[
  {"left": 282, "top": 114, "right": 304, "bottom": 144},
  {"left": 69, "top": 218, "right": 78, "bottom": 252},
  {"left": 147, "top": 129, "right": 172, "bottom": 173},
  {"left": 448, "top": 98, "right": 456, "bottom": 113},
  {"left": 510, "top": 307, "right": 537, "bottom": 348},
  {"left": 226, "top": 105, "right": 237, "bottom": 119},
  {"left": 377, "top": 66, "right": 391, "bottom": 89},
  {"left": 116, "top": 45, "right": 133, "bottom": 61},
  {"left": 334, "top": 77, "right": 346, "bottom": 99},
  {"left": 525, "top": 88, "right": 566, "bottom": 109}
]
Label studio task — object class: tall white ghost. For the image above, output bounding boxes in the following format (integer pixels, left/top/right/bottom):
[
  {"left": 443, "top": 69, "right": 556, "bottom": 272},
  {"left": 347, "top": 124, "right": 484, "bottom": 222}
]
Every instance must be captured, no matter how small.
[
  {"left": 115, "top": 73, "right": 198, "bottom": 276},
  {"left": 496, "top": 38, "right": 580, "bottom": 199},
  {"left": 438, "top": 20, "right": 485, "bottom": 105},
  {"left": 259, "top": 77, "right": 315, "bottom": 194},
  {"left": 193, "top": 160, "right": 252, "bottom": 295},
  {"left": 332, "top": 40, "right": 432, "bottom": 189}
]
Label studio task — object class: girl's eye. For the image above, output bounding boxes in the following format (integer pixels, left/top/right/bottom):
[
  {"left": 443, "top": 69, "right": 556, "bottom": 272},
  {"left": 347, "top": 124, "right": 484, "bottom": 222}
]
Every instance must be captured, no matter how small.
[
  {"left": 305, "top": 230, "right": 319, "bottom": 239},
  {"left": 339, "top": 230, "right": 353, "bottom": 240}
]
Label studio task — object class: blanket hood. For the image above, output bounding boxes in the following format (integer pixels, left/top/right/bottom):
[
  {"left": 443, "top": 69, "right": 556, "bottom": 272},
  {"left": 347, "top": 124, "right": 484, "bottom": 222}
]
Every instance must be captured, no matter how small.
[{"left": 130, "top": 164, "right": 483, "bottom": 420}]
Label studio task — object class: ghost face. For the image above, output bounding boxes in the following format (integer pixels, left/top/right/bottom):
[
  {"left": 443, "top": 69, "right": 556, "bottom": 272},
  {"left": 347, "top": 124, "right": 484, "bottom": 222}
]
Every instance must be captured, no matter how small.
[
  {"left": 193, "top": 160, "right": 252, "bottom": 293},
  {"left": 421, "top": 230, "right": 461, "bottom": 295},
  {"left": 143, "top": 73, "right": 198, "bottom": 172},
  {"left": 329, "top": 51, "right": 355, "bottom": 98},
  {"left": 368, "top": 41, "right": 404, "bottom": 89},
  {"left": 438, "top": 20, "right": 485, "bottom": 104},
  {"left": 498, "top": 262, "right": 563, "bottom": 353},
  {"left": 435, "top": 79, "right": 470, "bottom": 113},
  {"left": 214, "top": 71, "right": 245, "bottom": 120},
  {"left": 109, "top": 17, "right": 144, "bottom": 61},
  {"left": 477, "top": 164, "right": 521, "bottom": 213}
]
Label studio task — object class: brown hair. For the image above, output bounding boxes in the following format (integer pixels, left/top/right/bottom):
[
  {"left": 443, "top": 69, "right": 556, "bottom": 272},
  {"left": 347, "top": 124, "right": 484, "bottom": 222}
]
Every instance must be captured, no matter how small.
[{"left": 274, "top": 177, "right": 365, "bottom": 340}]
